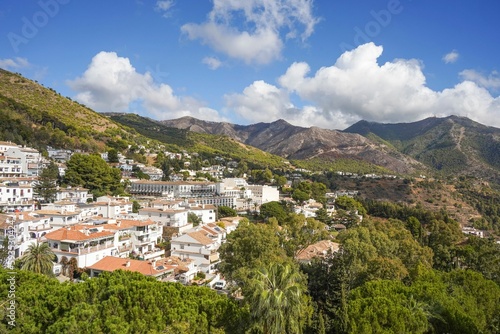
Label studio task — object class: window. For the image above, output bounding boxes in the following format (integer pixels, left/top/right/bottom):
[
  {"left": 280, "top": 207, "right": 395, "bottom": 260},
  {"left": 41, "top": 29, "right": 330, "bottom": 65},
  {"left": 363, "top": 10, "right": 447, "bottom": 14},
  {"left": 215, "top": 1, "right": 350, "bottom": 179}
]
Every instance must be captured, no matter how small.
[{"left": 180, "top": 244, "right": 184, "bottom": 249}]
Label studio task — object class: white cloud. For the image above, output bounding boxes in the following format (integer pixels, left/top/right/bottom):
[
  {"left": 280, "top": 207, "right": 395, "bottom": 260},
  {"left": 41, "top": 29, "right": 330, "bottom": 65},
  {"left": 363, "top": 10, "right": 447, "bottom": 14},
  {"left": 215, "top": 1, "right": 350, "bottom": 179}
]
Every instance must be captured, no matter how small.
[
  {"left": 202, "top": 56, "right": 222, "bottom": 70},
  {"left": 155, "top": 0, "right": 174, "bottom": 17},
  {"left": 224, "top": 80, "right": 355, "bottom": 129},
  {"left": 181, "top": 0, "right": 319, "bottom": 65},
  {"left": 226, "top": 43, "right": 500, "bottom": 129},
  {"left": 442, "top": 50, "right": 459, "bottom": 64},
  {"left": 67, "top": 51, "right": 225, "bottom": 121},
  {"left": 459, "top": 69, "right": 500, "bottom": 90},
  {"left": 0, "top": 57, "right": 30, "bottom": 70}
]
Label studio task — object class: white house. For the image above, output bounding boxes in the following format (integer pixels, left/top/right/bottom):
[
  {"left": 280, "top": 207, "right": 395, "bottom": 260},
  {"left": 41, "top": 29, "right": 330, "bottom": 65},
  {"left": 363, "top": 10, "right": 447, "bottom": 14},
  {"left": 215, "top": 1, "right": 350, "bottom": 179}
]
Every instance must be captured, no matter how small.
[
  {"left": 170, "top": 229, "right": 221, "bottom": 274},
  {"left": 138, "top": 207, "right": 189, "bottom": 229},
  {"left": 0, "top": 180, "right": 34, "bottom": 209},
  {"left": 55, "top": 186, "right": 92, "bottom": 204},
  {"left": 44, "top": 225, "right": 116, "bottom": 268}
]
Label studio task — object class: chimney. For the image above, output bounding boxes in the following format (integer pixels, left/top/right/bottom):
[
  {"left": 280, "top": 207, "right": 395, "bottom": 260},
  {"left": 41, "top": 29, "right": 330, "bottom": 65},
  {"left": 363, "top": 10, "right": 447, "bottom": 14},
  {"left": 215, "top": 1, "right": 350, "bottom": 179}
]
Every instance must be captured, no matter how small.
[{"left": 125, "top": 260, "right": 131, "bottom": 267}]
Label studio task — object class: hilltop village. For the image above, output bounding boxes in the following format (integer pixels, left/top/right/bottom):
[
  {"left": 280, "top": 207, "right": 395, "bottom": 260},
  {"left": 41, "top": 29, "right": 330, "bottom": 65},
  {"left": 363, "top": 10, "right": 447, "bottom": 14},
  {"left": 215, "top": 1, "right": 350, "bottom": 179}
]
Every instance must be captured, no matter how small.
[{"left": 0, "top": 140, "right": 358, "bottom": 284}]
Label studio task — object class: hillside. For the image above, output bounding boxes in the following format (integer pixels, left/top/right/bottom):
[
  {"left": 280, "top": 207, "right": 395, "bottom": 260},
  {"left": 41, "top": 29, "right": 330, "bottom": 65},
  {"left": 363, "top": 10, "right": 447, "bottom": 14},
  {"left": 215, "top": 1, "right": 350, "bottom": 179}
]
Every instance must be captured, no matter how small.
[
  {"left": 0, "top": 69, "right": 287, "bottom": 169},
  {"left": 105, "top": 113, "right": 289, "bottom": 169},
  {"left": 0, "top": 69, "right": 150, "bottom": 152},
  {"left": 161, "top": 117, "right": 424, "bottom": 174},
  {"left": 345, "top": 116, "right": 500, "bottom": 184}
]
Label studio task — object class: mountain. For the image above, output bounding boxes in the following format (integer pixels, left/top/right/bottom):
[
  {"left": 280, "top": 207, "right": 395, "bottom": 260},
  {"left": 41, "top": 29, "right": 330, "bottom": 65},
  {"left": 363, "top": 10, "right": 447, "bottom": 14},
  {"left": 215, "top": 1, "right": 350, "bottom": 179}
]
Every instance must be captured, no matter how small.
[
  {"left": 0, "top": 69, "right": 152, "bottom": 152},
  {"left": 344, "top": 115, "right": 500, "bottom": 182},
  {"left": 0, "top": 69, "right": 288, "bottom": 169},
  {"left": 161, "top": 117, "right": 423, "bottom": 174}
]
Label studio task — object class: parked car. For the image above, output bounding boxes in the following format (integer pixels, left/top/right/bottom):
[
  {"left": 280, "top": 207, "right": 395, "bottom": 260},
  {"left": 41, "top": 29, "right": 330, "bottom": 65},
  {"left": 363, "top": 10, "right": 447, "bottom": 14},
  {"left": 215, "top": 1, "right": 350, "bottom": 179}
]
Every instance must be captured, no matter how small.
[{"left": 214, "top": 280, "right": 226, "bottom": 290}]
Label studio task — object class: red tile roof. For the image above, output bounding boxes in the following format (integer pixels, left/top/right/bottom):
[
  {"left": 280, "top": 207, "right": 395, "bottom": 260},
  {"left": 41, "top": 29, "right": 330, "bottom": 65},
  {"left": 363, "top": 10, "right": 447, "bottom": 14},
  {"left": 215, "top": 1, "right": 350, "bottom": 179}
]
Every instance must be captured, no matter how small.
[
  {"left": 44, "top": 226, "right": 115, "bottom": 241},
  {"left": 88, "top": 256, "right": 174, "bottom": 276}
]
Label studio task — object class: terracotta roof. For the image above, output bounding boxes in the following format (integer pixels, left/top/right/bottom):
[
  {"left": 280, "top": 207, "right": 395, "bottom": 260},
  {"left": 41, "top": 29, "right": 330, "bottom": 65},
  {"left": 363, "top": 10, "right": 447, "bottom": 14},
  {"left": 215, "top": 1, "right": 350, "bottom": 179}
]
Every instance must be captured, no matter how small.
[
  {"left": 87, "top": 256, "right": 174, "bottom": 276},
  {"left": 44, "top": 226, "right": 115, "bottom": 241},
  {"left": 296, "top": 240, "right": 340, "bottom": 262},
  {"left": 187, "top": 231, "right": 214, "bottom": 245},
  {"left": 102, "top": 219, "right": 156, "bottom": 230},
  {"left": 34, "top": 210, "right": 80, "bottom": 216}
]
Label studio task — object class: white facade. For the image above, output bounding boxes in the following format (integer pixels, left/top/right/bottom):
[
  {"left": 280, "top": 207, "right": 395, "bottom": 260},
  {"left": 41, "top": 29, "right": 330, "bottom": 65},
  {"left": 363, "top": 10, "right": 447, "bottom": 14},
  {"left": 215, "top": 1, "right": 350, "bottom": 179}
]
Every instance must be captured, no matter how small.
[
  {"left": 130, "top": 180, "right": 216, "bottom": 197},
  {"left": 246, "top": 184, "right": 280, "bottom": 205},
  {"left": 55, "top": 186, "right": 92, "bottom": 204},
  {"left": 170, "top": 230, "right": 220, "bottom": 273},
  {"left": 138, "top": 208, "right": 189, "bottom": 228},
  {"left": 5, "top": 146, "right": 42, "bottom": 177},
  {"left": 0, "top": 180, "right": 33, "bottom": 205},
  {"left": 185, "top": 204, "right": 217, "bottom": 224}
]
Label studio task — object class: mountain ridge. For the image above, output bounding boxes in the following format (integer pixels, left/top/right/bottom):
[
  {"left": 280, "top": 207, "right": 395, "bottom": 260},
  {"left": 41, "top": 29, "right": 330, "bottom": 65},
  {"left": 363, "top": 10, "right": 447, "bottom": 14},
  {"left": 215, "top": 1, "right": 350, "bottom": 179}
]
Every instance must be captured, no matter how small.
[
  {"left": 345, "top": 115, "right": 500, "bottom": 183},
  {"left": 160, "top": 116, "right": 423, "bottom": 174}
]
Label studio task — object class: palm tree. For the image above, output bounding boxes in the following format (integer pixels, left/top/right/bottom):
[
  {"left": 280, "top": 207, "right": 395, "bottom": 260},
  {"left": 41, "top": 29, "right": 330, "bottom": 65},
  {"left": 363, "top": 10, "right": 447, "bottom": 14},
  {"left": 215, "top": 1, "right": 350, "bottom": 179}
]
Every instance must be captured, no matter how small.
[
  {"left": 246, "top": 262, "right": 311, "bottom": 334},
  {"left": 20, "top": 242, "right": 55, "bottom": 276}
]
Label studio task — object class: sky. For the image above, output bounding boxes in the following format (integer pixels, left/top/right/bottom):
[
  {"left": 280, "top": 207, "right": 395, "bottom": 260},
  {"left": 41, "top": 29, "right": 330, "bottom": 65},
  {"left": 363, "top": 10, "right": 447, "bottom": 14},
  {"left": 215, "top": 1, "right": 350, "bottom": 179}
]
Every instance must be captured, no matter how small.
[{"left": 0, "top": 0, "right": 499, "bottom": 130}]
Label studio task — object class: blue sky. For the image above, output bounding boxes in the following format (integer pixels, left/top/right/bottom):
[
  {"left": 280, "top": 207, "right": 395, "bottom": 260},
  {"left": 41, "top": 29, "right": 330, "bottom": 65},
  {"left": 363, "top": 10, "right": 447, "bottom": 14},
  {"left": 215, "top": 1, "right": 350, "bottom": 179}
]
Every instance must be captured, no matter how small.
[{"left": 1, "top": 0, "right": 499, "bottom": 129}]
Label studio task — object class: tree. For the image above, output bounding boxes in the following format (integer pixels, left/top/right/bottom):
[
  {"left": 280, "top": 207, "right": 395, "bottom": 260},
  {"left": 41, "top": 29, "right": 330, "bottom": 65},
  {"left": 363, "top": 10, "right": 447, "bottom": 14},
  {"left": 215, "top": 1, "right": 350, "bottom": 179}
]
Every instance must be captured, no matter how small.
[
  {"left": 20, "top": 242, "right": 54, "bottom": 276},
  {"left": 188, "top": 212, "right": 201, "bottom": 227},
  {"left": 67, "top": 257, "right": 78, "bottom": 281},
  {"left": 107, "top": 148, "right": 119, "bottom": 163},
  {"left": 217, "top": 205, "right": 237, "bottom": 218},
  {"left": 246, "top": 262, "right": 312, "bottom": 334},
  {"left": 259, "top": 201, "right": 289, "bottom": 222},
  {"left": 132, "top": 200, "right": 141, "bottom": 213},
  {"left": 274, "top": 175, "right": 287, "bottom": 188},
  {"left": 218, "top": 220, "right": 287, "bottom": 284},
  {"left": 33, "top": 161, "right": 59, "bottom": 203},
  {"left": 278, "top": 214, "right": 330, "bottom": 257},
  {"left": 64, "top": 153, "right": 123, "bottom": 197}
]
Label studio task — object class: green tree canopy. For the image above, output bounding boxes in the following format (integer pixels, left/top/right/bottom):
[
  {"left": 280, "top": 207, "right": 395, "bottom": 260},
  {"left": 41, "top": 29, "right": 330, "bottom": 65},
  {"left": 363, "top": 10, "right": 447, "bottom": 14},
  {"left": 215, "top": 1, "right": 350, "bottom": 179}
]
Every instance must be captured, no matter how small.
[
  {"left": 259, "top": 201, "right": 289, "bottom": 222},
  {"left": 217, "top": 205, "right": 237, "bottom": 219},
  {"left": 33, "top": 161, "right": 59, "bottom": 203},
  {"left": 63, "top": 153, "right": 123, "bottom": 197},
  {"left": 218, "top": 221, "right": 287, "bottom": 284}
]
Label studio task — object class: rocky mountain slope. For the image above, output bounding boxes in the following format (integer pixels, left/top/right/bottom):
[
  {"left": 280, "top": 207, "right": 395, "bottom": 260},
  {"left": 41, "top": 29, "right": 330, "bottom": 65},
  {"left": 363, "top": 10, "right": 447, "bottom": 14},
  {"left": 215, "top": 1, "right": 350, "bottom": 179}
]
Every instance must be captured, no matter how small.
[
  {"left": 344, "top": 115, "right": 500, "bottom": 182},
  {"left": 161, "top": 117, "right": 423, "bottom": 174}
]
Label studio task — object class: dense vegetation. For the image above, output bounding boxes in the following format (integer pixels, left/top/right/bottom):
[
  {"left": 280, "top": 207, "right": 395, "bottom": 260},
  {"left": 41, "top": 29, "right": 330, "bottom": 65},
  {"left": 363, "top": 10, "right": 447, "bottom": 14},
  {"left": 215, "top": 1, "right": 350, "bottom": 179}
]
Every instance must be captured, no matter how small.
[
  {"left": 0, "top": 269, "right": 248, "bottom": 333},
  {"left": 0, "top": 69, "right": 154, "bottom": 153},
  {"left": 345, "top": 115, "right": 500, "bottom": 183}
]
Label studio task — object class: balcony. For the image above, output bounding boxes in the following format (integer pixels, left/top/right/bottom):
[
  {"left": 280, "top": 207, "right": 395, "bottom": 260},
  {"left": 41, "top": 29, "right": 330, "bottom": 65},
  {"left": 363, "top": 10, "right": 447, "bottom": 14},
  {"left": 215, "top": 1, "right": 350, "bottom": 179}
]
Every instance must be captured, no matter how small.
[
  {"left": 143, "top": 248, "right": 165, "bottom": 260},
  {"left": 52, "top": 241, "right": 114, "bottom": 255},
  {"left": 134, "top": 236, "right": 154, "bottom": 245},
  {"left": 29, "top": 225, "right": 52, "bottom": 232},
  {"left": 118, "top": 244, "right": 133, "bottom": 253}
]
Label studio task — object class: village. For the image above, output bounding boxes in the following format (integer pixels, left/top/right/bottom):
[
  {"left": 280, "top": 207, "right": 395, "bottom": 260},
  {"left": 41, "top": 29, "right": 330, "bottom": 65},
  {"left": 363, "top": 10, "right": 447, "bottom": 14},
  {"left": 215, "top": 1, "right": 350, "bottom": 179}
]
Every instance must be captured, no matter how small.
[{"left": 0, "top": 140, "right": 351, "bottom": 287}]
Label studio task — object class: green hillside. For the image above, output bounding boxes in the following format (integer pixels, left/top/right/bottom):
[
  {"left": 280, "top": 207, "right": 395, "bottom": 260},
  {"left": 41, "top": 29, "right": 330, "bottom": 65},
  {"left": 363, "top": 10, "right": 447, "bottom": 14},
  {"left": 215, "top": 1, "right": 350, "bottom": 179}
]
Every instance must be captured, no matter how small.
[
  {"left": 0, "top": 69, "right": 288, "bottom": 169},
  {"left": 107, "top": 113, "right": 289, "bottom": 169},
  {"left": 345, "top": 116, "right": 500, "bottom": 183},
  {"left": 0, "top": 69, "right": 152, "bottom": 152}
]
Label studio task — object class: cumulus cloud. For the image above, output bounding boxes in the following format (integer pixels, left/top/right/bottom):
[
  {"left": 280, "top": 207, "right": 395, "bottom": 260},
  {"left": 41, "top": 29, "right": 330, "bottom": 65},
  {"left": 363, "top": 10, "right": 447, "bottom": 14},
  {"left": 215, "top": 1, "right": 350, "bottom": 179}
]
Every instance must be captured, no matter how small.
[
  {"left": 0, "top": 57, "right": 30, "bottom": 70},
  {"left": 442, "top": 50, "right": 459, "bottom": 64},
  {"left": 67, "top": 51, "right": 224, "bottom": 121},
  {"left": 460, "top": 69, "right": 500, "bottom": 91},
  {"left": 181, "top": 0, "right": 319, "bottom": 65},
  {"left": 202, "top": 56, "right": 222, "bottom": 70},
  {"left": 226, "top": 43, "right": 500, "bottom": 129},
  {"left": 155, "top": 0, "right": 175, "bottom": 17},
  {"left": 224, "top": 80, "right": 356, "bottom": 129}
]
